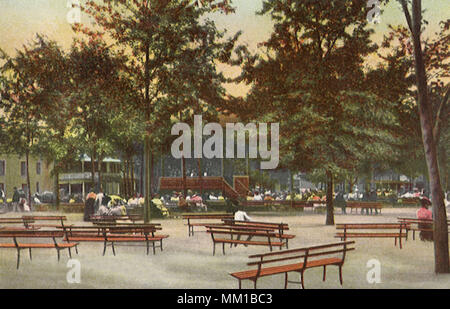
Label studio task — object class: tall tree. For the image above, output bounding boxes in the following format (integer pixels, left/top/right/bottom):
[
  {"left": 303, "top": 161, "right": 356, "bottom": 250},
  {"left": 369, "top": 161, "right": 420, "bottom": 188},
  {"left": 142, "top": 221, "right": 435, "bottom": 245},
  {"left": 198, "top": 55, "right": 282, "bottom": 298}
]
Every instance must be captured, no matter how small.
[
  {"left": 66, "top": 38, "right": 128, "bottom": 191},
  {"left": 0, "top": 35, "right": 62, "bottom": 206},
  {"left": 234, "top": 0, "right": 399, "bottom": 225},
  {"left": 396, "top": 0, "right": 449, "bottom": 273},
  {"left": 78, "top": 0, "right": 237, "bottom": 222}
]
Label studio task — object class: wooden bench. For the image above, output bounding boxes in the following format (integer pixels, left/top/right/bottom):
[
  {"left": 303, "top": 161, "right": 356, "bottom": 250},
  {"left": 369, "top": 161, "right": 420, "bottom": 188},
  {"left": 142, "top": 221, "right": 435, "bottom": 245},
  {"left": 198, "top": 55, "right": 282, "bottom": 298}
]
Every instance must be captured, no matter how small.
[
  {"left": 397, "top": 217, "right": 450, "bottom": 241},
  {"left": 182, "top": 213, "right": 234, "bottom": 237},
  {"left": 242, "top": 200, "right": 315, "bottom": 210},
  {"left": 335, "top": 223, "right": 407, "bottom": 248},
  {"left": 206, "top": 226, "right": 286, "bottom": 255},
  {"left": 90, "top": 215, "right": 143, "bottom": 224},
  {"left": 0, "top": 230, "right": 78, "bottom": 269},
  {"left": 22, "top": 215, "right": 68, "bottom": 229},
  {"left": 345, "top": 201, "right": 383, "bottom": 214},
  {"left": 221, "top": 219, "right": 295, "bottom": 248},
  {"left": 230, "top": 241, "right": 355, "bottom": 289},
  {"left": 62, "top": 225, "right": 168, "bottom": 256},
  {"left": 0, "top": 217, "right": 37, "bottom": 230},
  {"left": 399, "top": 198, "right": 420, "bottom": 206}
]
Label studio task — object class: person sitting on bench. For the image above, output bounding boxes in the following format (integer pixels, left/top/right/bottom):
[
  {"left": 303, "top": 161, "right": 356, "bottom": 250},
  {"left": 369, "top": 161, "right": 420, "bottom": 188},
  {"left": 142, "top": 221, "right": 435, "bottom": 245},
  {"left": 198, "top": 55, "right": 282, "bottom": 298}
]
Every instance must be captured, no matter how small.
[
  {"left": 416, "top": 197, "right": 433, "bottom": 241},
  {"left": 234, "top": 207, "right": 253, "bottom": 246}
]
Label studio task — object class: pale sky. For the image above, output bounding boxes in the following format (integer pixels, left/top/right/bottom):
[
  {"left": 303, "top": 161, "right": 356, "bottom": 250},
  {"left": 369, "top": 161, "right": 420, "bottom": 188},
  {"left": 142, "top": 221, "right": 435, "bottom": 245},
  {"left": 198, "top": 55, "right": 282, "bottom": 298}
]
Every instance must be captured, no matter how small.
[{"left": 0, "top": 0, "right": 448, "bottom": 97}]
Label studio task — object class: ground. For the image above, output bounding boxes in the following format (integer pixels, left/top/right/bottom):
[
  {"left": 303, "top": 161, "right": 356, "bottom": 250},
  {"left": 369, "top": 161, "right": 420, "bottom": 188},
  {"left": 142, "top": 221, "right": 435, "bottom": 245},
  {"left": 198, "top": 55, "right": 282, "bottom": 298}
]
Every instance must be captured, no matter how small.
[{"left": 0, "top": 207, "right": 449, "bottom": 289}]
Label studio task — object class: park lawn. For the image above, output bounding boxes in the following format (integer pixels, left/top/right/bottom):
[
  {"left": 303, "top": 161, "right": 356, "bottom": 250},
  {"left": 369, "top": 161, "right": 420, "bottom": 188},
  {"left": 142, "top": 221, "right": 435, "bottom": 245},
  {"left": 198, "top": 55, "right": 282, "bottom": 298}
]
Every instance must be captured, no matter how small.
[{"left": 0, "top": 208, "right": 448, "bottom": 289}]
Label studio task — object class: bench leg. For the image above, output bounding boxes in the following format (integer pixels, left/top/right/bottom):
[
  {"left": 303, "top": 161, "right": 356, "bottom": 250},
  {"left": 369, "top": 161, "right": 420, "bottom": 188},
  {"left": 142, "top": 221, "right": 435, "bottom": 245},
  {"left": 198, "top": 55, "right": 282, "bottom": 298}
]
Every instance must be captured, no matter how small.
[
  {"left": 253, "top": 279, "right": 257, "bottom": 289},
  {"left": 111, "top": 242, "right": 116, "bottom": 256},
  {"left": 222, "top": 243, "right": 225, "bottom": 255},
  {"left": 300, "top": 271, "right": 305, "bottom": 289},
  {"left": 29, "top": 248, "right": 32, "bottom": 261},
  {"left": 323, "top": 266, "right": 326, "bottom": 281},
  {"left": 339, "top": 265, "right": 343, "bottom": 285},
  {"left": 57, "top": 248, "right": 61, "bottom": 262},
  {"left": 16, "top": 249, "right": 21, "bottom": 270},
  {"left": 68, "top": 247, "right": 72, "bottom": 259},
  {"left": 238, "top": 280, "right": 242, "bottom": 289},
  {"left": 160, "top": 239, "right": 163, "bottom": 251},
  {"left": 103, "top": 241, "right": 107, "bottom": 256},
  {"left": 212, "top": 242, "right": 216, "bottom": 256},
  {"left": 146, "top": 241, "right": 150, "bottom": 255},
  {"left": 284, "top": 273, "right": 289, "bottom": 289},
  {"left": 152, "top": 241, "right": 156, "bottom": 255}
]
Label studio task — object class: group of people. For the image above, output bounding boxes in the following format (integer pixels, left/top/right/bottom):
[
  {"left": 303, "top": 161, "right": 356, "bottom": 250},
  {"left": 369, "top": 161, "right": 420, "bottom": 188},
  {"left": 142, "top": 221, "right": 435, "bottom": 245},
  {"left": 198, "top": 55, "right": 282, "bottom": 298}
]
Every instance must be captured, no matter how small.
[
  {"left": 83, "top": 188, "right": 127, "bottom": 221},
  {"left": 167, "top": 191, "right": 208, "bottom": 212},
  {"left": 4, "top": 187, "right": 31, "bottom": 212}
]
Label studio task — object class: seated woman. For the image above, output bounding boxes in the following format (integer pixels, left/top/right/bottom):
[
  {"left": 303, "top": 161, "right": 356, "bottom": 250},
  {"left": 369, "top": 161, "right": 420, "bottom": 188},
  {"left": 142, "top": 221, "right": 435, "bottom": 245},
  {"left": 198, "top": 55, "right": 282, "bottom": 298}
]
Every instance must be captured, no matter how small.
[{"left": 416, "top": 197, "right": 433, "bottom": 241}]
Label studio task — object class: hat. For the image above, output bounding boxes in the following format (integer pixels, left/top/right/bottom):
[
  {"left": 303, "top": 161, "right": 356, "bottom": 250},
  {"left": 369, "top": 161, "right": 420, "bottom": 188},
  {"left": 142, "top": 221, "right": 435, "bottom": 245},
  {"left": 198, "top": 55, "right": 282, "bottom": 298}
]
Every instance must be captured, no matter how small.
[{"left": 420, "top": 196, "right": 432, "bottom": 207}]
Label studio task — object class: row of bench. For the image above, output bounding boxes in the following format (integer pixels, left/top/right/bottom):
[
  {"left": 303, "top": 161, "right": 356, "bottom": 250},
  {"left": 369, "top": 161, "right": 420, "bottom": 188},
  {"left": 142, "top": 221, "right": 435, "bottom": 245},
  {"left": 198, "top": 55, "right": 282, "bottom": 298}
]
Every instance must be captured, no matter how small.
[
  {"left": 1, "top": 213, "right": 445, "bottom": 288},
  {"left": 0, "top": 216, "right": 168, "bottom": 269},
  {"left": 242, "top": 200, "right": 383, "bottom": 214}
]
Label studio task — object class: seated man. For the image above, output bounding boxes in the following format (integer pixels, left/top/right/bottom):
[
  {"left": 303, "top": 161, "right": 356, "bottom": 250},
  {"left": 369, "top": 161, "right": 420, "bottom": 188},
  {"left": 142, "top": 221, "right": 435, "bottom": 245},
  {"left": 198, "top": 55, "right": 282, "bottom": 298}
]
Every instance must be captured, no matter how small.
[{"left": 234, "top": 207, "right": 253, "bottom": 246}]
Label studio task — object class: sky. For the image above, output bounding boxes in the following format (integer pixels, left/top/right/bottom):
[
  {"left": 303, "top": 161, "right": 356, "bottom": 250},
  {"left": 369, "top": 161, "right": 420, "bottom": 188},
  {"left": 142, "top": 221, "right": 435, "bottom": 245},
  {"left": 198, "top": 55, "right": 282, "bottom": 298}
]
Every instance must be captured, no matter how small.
[{"left": 0, "top": 0, "right": 448, "bottom": 96}]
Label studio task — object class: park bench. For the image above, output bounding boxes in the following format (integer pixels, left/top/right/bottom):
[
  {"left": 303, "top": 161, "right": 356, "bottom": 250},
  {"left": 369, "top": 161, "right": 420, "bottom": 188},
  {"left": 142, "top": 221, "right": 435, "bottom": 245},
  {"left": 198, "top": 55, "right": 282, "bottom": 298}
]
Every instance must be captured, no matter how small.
[
  {"left": 242, "top": 200, "right": 267, "bottom": 207},
  {"left": 206, "top": 225, "right": 286, "bottom": 255},
  {"left": 242, "top": 200, "right": 316, "bottom": 212},
  {"left": 229, "top": 241, "right": 355, "bottom": 289},
  {"left": 0, "top": 230, "right": 78, "bottom": 269},
  {"left": 221, "top": 219, "right": 295, "bottom": 248},
  {"left": 182, "top": 213, "right": 234, "bottom": 236},
  {"left": 397, "top": 217, "right": 450, "bottom": 240},
  {"left": 345, "top": 201, "right": 383, "bottom": 215},
  {"left": 335, "top": 223, "right": 407, "bottom": 249},
  {"left": 22, "top": 215, "right": 68, "bottom": 229},
  {"left": 62, "top": 225, "right": 168, "bottom": 256},
  {"left": 291, "top": 200, "right": 315, "bottom": 210},
  {"left": 90, "top": 215, "right": 143, "bottom": 224},
  {"left": 399, "top": 198, "right": 420, "bottom": 206},
  {"left": 0, "top": 217, "right": 37, "bottom": 230}
]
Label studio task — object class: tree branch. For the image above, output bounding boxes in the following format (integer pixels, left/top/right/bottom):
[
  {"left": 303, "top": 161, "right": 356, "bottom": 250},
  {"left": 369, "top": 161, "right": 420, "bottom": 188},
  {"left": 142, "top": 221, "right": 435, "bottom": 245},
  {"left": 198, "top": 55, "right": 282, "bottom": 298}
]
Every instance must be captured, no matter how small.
[
  {"left": 433, "top": 85, "right": 450, "bottom": 143},
  {"left": 398, "top": 0, "right": 413, "bottom": 33}
]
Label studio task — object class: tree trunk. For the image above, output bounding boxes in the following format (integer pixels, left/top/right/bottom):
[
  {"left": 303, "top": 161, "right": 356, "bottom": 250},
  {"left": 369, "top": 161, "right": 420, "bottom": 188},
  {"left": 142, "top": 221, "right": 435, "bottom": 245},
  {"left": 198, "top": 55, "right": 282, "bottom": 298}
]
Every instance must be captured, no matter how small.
[
  {"left": 405, "top": 0, "right": 449, "bottom": 273},
  {"left": 54, "top": 168, "right": 60, "bottom": 210},
  {"left": 25, "top": 151, "right": 32, "bottom": 210},
  {"left": 325, "top": 170, "right": 334, "bottom": 225},
  {"left": 182, "top": 155, "right": 187, "bottom": 197},
  {"left": 91, "top": 150, "right": 96, "bottom": 190},
  {"left": 131, "top": 157, "right": 135, "bottom": 197},
  {"left": 143, "top": 41, "right": 151, "bottom": 223},
  {"left": 198, "top": 158, "right": 203, "bottom": 197},
  {"left": 98, "top": 156, "right": 102, "bottom": 192},
  {"left": 122, "top": 160, "right": 128, "bottom": 198},
  {"left": 144, "top": 135, "right": 151, "bottom": 223}
]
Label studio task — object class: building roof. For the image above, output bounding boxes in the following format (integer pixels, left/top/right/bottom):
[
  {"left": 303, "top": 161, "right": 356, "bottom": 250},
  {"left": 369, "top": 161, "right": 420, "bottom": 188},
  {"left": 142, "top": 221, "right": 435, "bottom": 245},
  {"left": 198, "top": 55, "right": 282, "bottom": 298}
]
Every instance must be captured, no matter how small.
[{"left": 79, "top": 154, "right": 121, "bottom": 163}]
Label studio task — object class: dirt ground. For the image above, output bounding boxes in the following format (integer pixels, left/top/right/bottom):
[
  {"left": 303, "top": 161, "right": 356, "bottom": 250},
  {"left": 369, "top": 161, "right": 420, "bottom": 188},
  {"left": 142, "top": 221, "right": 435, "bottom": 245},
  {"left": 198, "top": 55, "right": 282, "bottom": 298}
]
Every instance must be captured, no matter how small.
[{"left": 0, "top": 207, "right": 449, "bottom": 289}]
